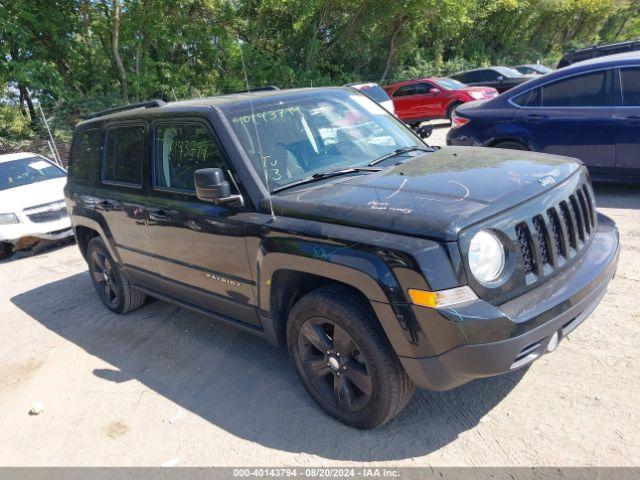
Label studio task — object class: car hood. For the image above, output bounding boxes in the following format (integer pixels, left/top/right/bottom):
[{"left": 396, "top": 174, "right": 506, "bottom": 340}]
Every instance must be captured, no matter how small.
[
  {"left": 268, "top": 147, "right": 582, "bottom": 241},
  {"left": 0, "top": 177, "right": 67, "bottom": 213}
]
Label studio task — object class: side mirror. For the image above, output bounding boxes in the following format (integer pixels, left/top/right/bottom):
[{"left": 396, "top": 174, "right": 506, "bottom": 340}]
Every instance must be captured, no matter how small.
[
  {"left": 496, "top": 75, "right": 504, "bottom": 83},
  {"left": 416, "top": 124, "right": 433, "bottom": 139},
  {"left": 429, "top": 87, "right": 440, "bottom": 94},
  {"left": 194, "top": 168, "right": 243, "bottom": 206}
]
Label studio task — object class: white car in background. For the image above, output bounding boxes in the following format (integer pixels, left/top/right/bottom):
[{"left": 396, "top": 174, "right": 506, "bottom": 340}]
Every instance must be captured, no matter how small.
[
  {"left": 0, "top": 152, "right": 73, "bottom": 259},
  {"left": 346, "top": 82, "right": 397, "bottom": 116}
]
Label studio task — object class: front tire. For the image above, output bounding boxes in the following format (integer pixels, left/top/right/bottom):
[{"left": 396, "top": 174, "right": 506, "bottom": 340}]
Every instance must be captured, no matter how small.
[
  {"left": 86, "top": 237, "right": 146, "bottom": 314},
  {"left": 287, "top": 286, "right": 414, "bottom": 429},
  {"left": 0, "top": 242, "right": 12, "bottom": 260}
]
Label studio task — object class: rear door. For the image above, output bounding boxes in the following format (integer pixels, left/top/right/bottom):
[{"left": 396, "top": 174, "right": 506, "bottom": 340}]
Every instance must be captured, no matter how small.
[
  {"left": 145, "top": 119, "right": 259, "bottom": 326},
  {"left": 614, "top": 66, "right": 640, "bottom": 176},
  {"left": 98, "top": 123, "right": 158, "bottom": 272},
  {"left": 513, "top": 69, "right": 616, "bottom": 174}
]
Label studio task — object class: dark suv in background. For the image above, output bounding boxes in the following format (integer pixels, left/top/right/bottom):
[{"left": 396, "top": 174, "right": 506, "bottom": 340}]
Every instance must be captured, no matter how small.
[
  {"left": 451, "top": 67, "right": 534, "bottom": 92},
  {"left": 558, "top": 39, "right": 640, "bottom": 68},
  {"left": 447, "top": 52, "right": 640, "bottom": 183},
  {"left": 66, "top": 87, "right": 619, "bottom": 428}
]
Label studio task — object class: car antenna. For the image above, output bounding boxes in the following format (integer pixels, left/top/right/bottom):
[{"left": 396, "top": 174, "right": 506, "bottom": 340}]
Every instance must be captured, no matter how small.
[{"left": 238, "top": 39, "right": 276, "bottom": 220}]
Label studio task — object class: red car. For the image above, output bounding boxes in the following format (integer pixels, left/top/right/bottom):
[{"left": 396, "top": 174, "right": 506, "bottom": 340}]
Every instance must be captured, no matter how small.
[{"left": 384, "top": 77, "right": 498, "bottom": 126}]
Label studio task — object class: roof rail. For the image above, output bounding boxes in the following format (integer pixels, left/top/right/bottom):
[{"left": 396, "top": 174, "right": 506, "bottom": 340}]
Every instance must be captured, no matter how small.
[
  {"left": 83, "top": 99, "right": 166, "bottom": 120},
  {"left": 230, "top": 85, "right": 280, "bottom": 94}
]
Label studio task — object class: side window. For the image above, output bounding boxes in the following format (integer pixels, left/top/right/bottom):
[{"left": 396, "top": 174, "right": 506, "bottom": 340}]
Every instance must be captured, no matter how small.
[
  {"left": 154, "top": 123, "right": 225, "bottom": 192},
  {"left": 465, "top": 71, "right": 482, "bottom": 83},
  {"left": 103, "top": 125, "right": 145, "bottom": 185},
  {"left": 541, "top": 70, "right": 611, "bottom": 107},
  {"left": 69, "top": 128, "right": 103, "bottom": 184},
  {"left": 412, "top": 83, "right": 431, "bottom": 95},
  {"left": 512, "top": 88, "right": 541, "bottom": 107},
  {"left": 620, "top": 67, "right": 640, "bottom": 106},
  {"left": 482, "top": 70, "right": 500, "bottom": 81},
  {"left": 393, "top": 85, "right": 416, "bottom": 97}
]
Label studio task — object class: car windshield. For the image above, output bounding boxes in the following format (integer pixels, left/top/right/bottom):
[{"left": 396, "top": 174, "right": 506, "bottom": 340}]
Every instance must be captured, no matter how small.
[
  {"left": 225, "top": 91, "right": 422, "bottom": 191},
  {"left": 495, "top": 66, "right": 523, "bottom": 78},
  {"left": 434, "top": 78, "right": 467, "bottom": 90},
  {"left": 0, "top": 157, "right": 66, "bottom": 191}
]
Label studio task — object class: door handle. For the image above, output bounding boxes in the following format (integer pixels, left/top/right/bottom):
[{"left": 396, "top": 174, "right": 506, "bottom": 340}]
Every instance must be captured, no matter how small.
[
  {"left": 617, "top": 115, "right": 640, "bottom": 123},
  {"left": 149, "top": 210, "right": 172, "bottom": 222},
  {"left": 525, "top": 114, "right": 547, "bottom": 122}
]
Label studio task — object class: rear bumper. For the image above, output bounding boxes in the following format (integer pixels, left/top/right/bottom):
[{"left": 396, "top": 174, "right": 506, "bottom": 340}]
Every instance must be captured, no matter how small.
[{"left": 400, "top": 213, "right": 619, "bottom": 391}]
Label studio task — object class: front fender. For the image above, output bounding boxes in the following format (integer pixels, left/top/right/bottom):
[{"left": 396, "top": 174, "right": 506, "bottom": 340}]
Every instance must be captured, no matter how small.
[{"left": 257, "top": 236, "right": 400, "bottom": 308}]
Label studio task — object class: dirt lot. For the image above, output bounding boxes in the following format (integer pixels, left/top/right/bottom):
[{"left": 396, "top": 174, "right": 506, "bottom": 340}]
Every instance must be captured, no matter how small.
[{"left": 0, "top": 142, "right": 638, "bottom": 466}]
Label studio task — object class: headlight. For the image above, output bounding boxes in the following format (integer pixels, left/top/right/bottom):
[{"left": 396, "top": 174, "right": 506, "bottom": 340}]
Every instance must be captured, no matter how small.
[
  {"left": 468, "top": 91, "right": 484, "bottom": 100},
  {"left": 0, "top": 213, "right": 19, "bottom": 225},
  {"left": 468, "top": 230, "right": 505, "bottom": 283}
]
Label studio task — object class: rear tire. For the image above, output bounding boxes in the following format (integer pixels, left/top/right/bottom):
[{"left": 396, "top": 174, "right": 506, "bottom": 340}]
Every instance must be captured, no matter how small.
[
  {"left": 287, "top": 286, "right": 414, "bottom": 429},
  {"left": 493, "top": 140, "right": 527, "bottom": 150},
  {"left": 86, "top": 237, "right": 146, "bottom": 314}
]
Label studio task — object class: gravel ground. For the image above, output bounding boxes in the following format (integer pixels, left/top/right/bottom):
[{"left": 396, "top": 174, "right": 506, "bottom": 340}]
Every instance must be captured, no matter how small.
[{"left": 0, "top": 139, "right": 638, "bottom": 466}]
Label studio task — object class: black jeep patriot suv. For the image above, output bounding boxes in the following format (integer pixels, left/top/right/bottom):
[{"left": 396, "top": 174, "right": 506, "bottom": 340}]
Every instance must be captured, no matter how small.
[{"left": 65, "top": 88, "right": 619, "bottom": 429}]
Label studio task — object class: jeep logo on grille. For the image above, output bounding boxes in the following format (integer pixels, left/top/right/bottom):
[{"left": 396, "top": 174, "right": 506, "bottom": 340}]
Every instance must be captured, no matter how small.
[{"left": 538, "top": 176, "right": 556, "bottom": 187}]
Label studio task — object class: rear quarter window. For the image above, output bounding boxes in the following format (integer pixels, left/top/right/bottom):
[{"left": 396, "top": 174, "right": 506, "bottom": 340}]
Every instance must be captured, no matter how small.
[
  {"left": 68, "top": 128, "right": 103, "bottom": 184},
  {"left": 512, "top": 88, "right": 542, "bottom": 107}
]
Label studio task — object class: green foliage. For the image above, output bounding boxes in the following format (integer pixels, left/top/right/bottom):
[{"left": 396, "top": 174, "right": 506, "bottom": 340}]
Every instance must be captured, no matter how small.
[{"left": 1, "top": 0, "right": 638, "bottom": 143}]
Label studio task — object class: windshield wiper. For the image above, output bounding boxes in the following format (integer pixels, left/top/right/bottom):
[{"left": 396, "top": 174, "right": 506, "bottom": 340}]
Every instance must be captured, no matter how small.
[
  {"left": 368, "top": 146, "right": 433, "bottom": 166},
  {"left": 271, "top": 167, "right": 381, "bottom": 194}
]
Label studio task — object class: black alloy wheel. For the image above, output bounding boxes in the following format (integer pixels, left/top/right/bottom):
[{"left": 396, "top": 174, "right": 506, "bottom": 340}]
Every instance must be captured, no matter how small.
[
  {"left": 89, "top": 248, "right": 120, "bottom": 308},
  {"left": 85, "top": 236, "right": 146, "bottom": 314},
  {"left": 297, "top": 318, "right": 373, "bottom": 412},
  {"left": 287, "top": 286, "right": 414, "bottom": 429}
]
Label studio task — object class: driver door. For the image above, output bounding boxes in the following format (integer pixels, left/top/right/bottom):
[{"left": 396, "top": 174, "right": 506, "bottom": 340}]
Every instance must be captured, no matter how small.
[{"left": 145, "top": 119, "right": 259, "bottom": 326}]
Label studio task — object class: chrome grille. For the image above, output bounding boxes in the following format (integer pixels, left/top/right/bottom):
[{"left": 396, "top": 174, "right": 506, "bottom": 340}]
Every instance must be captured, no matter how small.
[
  {"left": 27, "top": 208, "right": 68, "bottom": 224},
  {"left": 515, "top": 183, "right": 596, "bottom": 281}
]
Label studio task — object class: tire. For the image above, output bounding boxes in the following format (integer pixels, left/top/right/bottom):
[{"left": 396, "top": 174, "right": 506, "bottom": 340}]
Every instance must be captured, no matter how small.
[
  {"left": 446, "top": 101, "right": 462, "bottom": 121},
  {"left": 86, "top": 237, "right": 146, "bottom": 314},
  {"left": 287, "top": 286, "right": 414, "bottom": 429},
  {"left": 493, "top": 140, "right": 527, "bottom": 150},
  {"left": 0, "top": 242, "right": 12, "bottom": 260}
]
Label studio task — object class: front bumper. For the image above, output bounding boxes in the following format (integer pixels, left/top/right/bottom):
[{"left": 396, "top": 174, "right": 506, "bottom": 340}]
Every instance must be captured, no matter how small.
[
  {"left": 0, "top": 218, "right": 73, "bottom": 245},
  {"left": 400, "top": 213, "right": 619, "bottom": 391}
]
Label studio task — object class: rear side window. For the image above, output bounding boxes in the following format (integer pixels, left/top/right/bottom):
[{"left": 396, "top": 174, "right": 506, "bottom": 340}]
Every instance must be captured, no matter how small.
[
  {"left": 102, "top": 125, "right": 145, "bottom": 185},
  {"left": 541, "top": 70, "right": 612, "bottom": 107},
  {"left": 69, "top": 128, "right": 103, "bottom": 184},
  {"left": 154, "top": 123, "right": 226, "bottom": 192},
  {"left": 620, "top": 67, "right": 640, "bottom": 106}
]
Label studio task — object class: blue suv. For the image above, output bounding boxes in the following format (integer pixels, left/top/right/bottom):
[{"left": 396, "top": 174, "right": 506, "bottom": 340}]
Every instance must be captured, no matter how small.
[{"left": 447, "top": 52, "right": 640, "bottom": 183}]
